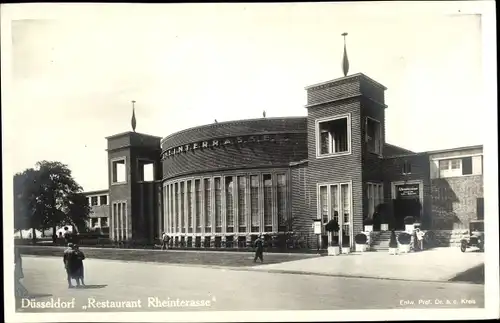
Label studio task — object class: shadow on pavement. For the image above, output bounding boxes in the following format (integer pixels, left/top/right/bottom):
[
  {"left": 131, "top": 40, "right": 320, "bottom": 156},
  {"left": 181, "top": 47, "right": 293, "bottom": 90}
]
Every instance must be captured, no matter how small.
[
  {"left": 449, "top": 263, "right": 484, "bottom": 284},
  {"left": 75, "top": 284, "right": 107, "bottom": 289}
]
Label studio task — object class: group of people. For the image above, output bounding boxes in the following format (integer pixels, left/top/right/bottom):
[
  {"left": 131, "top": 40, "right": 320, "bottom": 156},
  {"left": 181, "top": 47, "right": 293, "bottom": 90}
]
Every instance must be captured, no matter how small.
[
  {"left": 63, "top": 243, "right": 86, "bottom": 288},
  {"left": 160, "top": 232, "right": 266, "bottom": 263}
]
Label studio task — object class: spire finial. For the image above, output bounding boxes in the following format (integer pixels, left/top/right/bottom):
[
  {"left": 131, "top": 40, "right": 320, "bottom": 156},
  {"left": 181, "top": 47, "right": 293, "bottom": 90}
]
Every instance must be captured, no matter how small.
[
  {"left": 341, "top": 32, "right": 349, "bottom": 77},
  {"left": 131, "top": 100, "right": 137, "bottom": 132}
]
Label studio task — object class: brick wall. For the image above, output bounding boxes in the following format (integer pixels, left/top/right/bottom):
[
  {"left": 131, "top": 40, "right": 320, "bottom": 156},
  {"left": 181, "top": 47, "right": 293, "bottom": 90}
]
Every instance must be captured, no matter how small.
[
  {"left": 290, "top": 162, "right": 314, "bottom": 246},
  {"left": 430, "top": 176, "right": 483, "bottom": 229},
  {"left": 306, "top": 98, "right": 363, "bottom": 249}
]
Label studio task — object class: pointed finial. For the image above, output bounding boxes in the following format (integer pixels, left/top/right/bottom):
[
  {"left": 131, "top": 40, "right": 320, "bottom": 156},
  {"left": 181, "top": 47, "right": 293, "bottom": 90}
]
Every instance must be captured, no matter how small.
[
  {"left": 131, "top": 100, "right": 137, "bottom": 132},
  {"left": 341, "top": 32, "right": 349, "bottom": 77}
]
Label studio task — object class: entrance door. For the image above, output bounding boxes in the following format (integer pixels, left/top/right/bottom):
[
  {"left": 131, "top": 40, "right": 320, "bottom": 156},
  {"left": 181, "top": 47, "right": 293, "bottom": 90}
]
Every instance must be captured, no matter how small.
[{"left": 392, "top": 183, "right": 422, "bottom": 230}]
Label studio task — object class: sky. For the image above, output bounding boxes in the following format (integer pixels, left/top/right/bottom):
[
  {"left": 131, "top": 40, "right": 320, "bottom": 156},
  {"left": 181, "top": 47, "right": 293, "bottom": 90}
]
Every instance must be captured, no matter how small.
[{"left": 2, "top": 2, "right": 491, "bottom": 193}]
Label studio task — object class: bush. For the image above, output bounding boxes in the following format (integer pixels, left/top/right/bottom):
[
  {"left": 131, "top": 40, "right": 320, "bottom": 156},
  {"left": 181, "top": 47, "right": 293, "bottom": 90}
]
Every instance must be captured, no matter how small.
[
  {"left": 404, "top": 216, "right": 415, "bottom": 225},
  {"left": 354, "top": 233, "right": 367, "bottom": 244},
  {"left": 363, "top": 218, "right": 374, "bottom": 226},
  {"left": 398, "top": 232, "right": 412, "bottom": 245},
  {"left": 325, "top": 219, "right": 340, "bottom": 232}
]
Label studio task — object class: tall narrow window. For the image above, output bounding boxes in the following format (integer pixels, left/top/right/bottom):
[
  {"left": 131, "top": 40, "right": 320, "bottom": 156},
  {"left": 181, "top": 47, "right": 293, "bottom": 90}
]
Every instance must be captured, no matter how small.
[
  {"left": 195, "top": 180, "right": 201, "bottom": 232},
  {"left": 341, "top": 184, "right": 350, "bottom": 234},
  {"left": 320, "top": 186, "right": 328, "bottom": 224},
  {"left": 117, "top": 202, "right": 122, "bottom": 240},
  {"left": 330, "top": 185, "right": 339, "bottom": 223},
  {"left": 113, "top": 203, "right": 118, "bottom": 240},
  {"left": 250, "top": 175, "right": 259, "bottom": 232},
  {"left": 175, "top": 183, "right": 180, "bottom": 233},
  {"left": 277, "top": 174, "right": 286, "bottom": 230},
  {"left": 204, "top": 179, "right": 212, "bottom": 232},
  {"left": 214, "top": 178, "right": 222, "bottom": 231},
  {"left": 121, "top": 202, "right": 127, "bottom": 239},
  {"left": 366, "top": 117, "right": 381, "bottom": 154},
  {"left": 164, "top": 185, "right": 168, "bottom": 234},
  {"left": 187, "top": 180, "right": 192, "bottom": 232},
  {"left": 367, "top": 183, "right": 383, "bottom": 219},
  {"left": 263, "top": 174, "right": 272, "bottom": 231},
  {"left": 237, "top": 176, "right": 247, "bottom": 232},
  {"left": 226, "top": 177, "right": 234, "bottom": 231},
  {"left": 180, "top": 182, "right": 185, "bottom": 233},
  {"left": 170, "top": 184, "right": 174, "bottom": 233}
]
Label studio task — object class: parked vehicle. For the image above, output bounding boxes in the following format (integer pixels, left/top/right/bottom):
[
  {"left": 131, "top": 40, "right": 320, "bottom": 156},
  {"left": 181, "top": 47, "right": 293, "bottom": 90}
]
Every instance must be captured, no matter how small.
[{"left": 460, "top": 220, "right": 484, "bottom": 252}]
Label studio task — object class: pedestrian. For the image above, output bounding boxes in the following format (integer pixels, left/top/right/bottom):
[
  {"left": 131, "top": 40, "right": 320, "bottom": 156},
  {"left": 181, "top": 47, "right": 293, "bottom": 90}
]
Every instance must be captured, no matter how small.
[
  {"left": 63, "top": 243, "right": 76, "bottom": 288},
  {"left": 411, "top": 229, "right": 419, "bottom": 252},
  {"left": 14, "top": 247, "right": 28, "bottom": 297},
  {"left": 416, "top": 228, "right": 424, "bottom": 251},
  {"left": 253, "top": 235, "right": 265, "bottom": 263},
  {"left": 161, "top": 232, "right": 169, "bottom": 250},
  {"left": 72, "top": 245, "right": 86, "bottom": 287}
]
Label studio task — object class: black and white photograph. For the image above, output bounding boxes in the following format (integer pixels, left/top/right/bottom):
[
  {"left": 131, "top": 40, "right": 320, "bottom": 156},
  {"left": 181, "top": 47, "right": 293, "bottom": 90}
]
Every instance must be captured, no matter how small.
[{"left": 2, "top": 2, "right": 498, "bottom": 322}]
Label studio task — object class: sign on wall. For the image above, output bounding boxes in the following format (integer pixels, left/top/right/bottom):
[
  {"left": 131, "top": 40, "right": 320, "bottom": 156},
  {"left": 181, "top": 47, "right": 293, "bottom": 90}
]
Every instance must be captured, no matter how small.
[
  {"left": 396, "top": 184, "right": 420, "bottom": 199},
  {"left": 313, "top": 219, "right": 322, "bottom": 235}
]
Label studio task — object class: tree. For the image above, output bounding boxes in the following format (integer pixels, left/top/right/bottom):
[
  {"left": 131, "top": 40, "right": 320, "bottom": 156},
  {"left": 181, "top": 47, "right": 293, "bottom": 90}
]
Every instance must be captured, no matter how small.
[
  {"left": 14, "top": 168, "right": 42, "bottom": 239},
  {"left": 13, "top": 161, "right": 91, "bottom": 240}
]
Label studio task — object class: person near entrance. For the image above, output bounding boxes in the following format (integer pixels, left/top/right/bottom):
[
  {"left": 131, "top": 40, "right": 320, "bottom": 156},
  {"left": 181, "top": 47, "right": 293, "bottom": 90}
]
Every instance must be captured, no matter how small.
[
  {"left": 253, "top": 235, "right": 265, "bottom": 263},
  {"left": 416, "top": 228, "right": 424, "bottom": 251},
  {"left": 161, "top": 232, "right": 170, "bottom": 250}
]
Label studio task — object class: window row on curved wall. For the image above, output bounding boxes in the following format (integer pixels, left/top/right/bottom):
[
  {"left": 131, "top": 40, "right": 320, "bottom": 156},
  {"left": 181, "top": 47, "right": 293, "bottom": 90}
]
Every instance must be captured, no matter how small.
[{"left": 162, "top": 171, "right": 289, "bottom": 235}]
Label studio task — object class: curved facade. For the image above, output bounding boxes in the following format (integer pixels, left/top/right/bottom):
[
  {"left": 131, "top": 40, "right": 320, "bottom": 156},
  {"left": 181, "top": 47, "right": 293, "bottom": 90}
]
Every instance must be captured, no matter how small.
[
  {"left": 160, "top": 117, "right": 308, "bottom": 180},
  {"left": 159, "top": 118, "right": 307, "bottom": 247}
]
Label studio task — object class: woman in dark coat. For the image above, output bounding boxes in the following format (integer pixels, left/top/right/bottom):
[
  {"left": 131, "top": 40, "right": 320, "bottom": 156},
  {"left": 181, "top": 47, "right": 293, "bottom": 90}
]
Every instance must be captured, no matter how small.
[{"left": 72, "top": 245, "right": 86, "bottom": 286}]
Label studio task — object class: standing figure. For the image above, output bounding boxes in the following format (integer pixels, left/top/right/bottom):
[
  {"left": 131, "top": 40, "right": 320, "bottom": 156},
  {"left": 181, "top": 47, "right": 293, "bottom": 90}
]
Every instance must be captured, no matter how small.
[
  {"left": 14, "top": 247, "right": 28, "bottom": 297},
  {"left": 63, "top": 243, "right": 76, "bottom": 288},
  {"left": 253, "top": 235, "right": 265, "bottom": 263},
  {"left": 416, "top": 228, "right": 425, "bottom": 251},
  {"left": 72, "top": 245, "right": 86, "bottom": 286}
]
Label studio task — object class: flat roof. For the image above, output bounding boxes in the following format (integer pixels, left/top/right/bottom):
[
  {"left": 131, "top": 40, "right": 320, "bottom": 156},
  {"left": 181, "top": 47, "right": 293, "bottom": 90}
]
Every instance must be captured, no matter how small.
[
  {"left": 105, "top": 131, "right": 162, "bottom": 140},
  {"left": 304, "top": 73, "right": 388, "bottom": 91},
  {"left": 83, "top": 189, "right": 109, "bottom": 195},
  {"left": 424, "top": 144, "right": 483, "bottom": 155}
]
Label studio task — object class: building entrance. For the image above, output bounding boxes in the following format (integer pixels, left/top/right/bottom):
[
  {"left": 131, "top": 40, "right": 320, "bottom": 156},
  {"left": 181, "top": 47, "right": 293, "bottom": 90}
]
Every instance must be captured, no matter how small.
[{"left": 392, "top": 183, "right": 422, "bottom": 230}]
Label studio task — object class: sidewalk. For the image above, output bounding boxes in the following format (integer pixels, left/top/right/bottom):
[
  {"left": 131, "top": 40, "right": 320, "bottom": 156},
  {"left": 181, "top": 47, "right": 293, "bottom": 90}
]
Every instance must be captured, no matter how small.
[{"left": 249, "top": 248, "right": 485, "bottom": 283}]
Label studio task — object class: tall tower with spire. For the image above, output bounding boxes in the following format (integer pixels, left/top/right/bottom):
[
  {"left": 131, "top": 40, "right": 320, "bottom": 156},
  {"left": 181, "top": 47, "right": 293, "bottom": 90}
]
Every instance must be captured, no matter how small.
[{"left": 303, "top": 32, "right": 388, "bottom": 249}]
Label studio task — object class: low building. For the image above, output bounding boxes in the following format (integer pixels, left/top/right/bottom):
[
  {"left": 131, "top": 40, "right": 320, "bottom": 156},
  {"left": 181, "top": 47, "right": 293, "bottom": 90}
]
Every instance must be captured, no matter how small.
[{"left": 82, "top": 189, "right": 110, "bottom": 231}]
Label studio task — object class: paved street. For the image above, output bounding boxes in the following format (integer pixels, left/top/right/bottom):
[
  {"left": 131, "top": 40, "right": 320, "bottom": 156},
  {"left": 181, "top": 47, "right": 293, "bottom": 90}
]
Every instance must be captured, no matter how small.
[{"left": 17, "top": 256, "right": 483, "bottom": 312}]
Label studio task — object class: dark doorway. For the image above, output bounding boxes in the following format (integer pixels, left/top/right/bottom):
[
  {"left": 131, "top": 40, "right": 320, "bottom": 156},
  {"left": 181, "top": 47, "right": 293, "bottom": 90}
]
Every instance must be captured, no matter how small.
[
  {"left": 392, "top": 198, "right": 421, "bottom": 230},
  {"left": 392, "top": 183, "right": 422, "bottom": 230}
]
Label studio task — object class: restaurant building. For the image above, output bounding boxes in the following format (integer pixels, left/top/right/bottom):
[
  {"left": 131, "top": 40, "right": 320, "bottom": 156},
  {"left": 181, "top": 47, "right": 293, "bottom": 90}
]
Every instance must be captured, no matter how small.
[{"left": 90, "top": 72, "right": 484, "bottom": 249}]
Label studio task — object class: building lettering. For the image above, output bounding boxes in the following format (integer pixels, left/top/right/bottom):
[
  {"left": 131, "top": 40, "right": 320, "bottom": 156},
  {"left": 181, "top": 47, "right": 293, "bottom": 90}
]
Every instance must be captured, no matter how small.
[{"left": 160, "top": 134, "right": 290, "bottom": 160}]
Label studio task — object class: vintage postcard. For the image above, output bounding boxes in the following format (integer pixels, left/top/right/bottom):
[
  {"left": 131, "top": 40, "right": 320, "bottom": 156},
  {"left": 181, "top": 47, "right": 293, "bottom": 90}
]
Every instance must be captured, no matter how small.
[{"left": 2, "top": 1, "right": 498, "bottom": 322}]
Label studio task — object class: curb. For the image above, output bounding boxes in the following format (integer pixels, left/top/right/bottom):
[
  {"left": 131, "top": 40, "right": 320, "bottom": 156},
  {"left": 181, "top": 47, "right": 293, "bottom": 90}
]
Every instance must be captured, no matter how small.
[{"left": 18, "top": 245, "right": 322, "bottom": 257}]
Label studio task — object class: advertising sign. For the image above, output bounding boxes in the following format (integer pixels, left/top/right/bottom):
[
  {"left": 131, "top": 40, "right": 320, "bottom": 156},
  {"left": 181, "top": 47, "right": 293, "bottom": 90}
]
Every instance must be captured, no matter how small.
[{"left": 396, "top": 184, "right": 420, "bottom": 199}]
